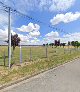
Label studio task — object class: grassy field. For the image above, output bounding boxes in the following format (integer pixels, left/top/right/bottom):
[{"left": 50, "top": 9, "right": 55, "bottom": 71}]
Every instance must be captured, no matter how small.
[{"left": 0, "top": 46, "right": 80, "bottom": 85}]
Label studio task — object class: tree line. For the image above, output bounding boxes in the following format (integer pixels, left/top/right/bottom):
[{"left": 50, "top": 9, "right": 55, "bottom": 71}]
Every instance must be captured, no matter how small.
[
  {"left": 43, "top": 40, "right": 80, "bottom": 48},
  {"left": 43, "top": 40, "right": 66, "bottom": 48}
]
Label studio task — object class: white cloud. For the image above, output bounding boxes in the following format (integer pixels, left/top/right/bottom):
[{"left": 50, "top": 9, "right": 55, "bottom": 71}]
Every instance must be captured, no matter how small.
[
  {"left": 17, "top": 23, "right": 40, "bottom": 33},
  {"left": 20, "top": 32, "right": 80, "bottom": 45},
  {"left": 18, "top": 34, "right": 30, "bottom": 42},
  {"left": 49, "top": 0, "right": 75, "bottom": 12},
  {"left": 29, "top": 31, "right": 40, "bottom": 37},
  {"left": 45, "top": 31, "right": 59, "bottom": 38},
  {"left": 42, "top": 31, "right": 60, "bottom": 44},
  {"left": 17, "top": 23, "right": 34, "bottom": 32},
  {"left": 34, "top": 24, "right": 40, "bottom": 31},
  {"left": 63, "top": 32, "right": 80, "bottom": 42},
  {"left": 0, "top": 22, "right": 40, "bottom": 45},
  {"left": 39, "top": 0, "right": 75, "bottom": 12},
  {"left": 0, "top": 28, "right": 16, "bottom": 40},
  {"left": 0, "top": 9, "right": 15, "bottom": 30},
  {"left": 0, "top": 12, "right": 8, "bottom": 27},
  {"left": 20, "top": 38, "right": 40, "bottom": 45},
  {"left": 50, "top": 12, "right": 80, "bottom": 25},
  {"left": 0, "top": 29, "right": 8, "bottom": 40},
  {"left": 31, "top": 39, "right": 40, "bottom": 43},
  {"left": 0, "top": 28, "right": 16, "bottom": 45},
  {"left": 1, "top": 0, "right": 75, "bottom": 13},
  {"left": 0, "top": 27, "right": 30, "bottom": 44},
  {"left": 0, "top": 28, "right": 80, "bottom": 45},
  {"left": 17, "top": 23, "right": 40, "bottom": 38},
  {"left": 43, "top": 31, "right": 80, "bottom": 44}
]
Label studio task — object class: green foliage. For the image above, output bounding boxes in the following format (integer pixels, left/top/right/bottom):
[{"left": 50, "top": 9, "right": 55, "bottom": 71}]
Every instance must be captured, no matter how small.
[
  {"left": 71, "top": 41, "right": 80, "bottom": 48},
  {"left": 5, "top": 34, "right": 21, "bottom": 50}
]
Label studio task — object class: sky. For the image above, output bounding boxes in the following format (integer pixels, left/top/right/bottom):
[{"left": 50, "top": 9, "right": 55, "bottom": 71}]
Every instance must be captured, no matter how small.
[{"left": 0, "top": 0, "right": 80, "bottom": 45}]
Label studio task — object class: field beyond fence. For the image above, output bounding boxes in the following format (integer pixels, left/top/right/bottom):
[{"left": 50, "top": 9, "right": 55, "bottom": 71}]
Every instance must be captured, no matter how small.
[{"left": 0, "top": 46, "right": 80, "bottom": 85}]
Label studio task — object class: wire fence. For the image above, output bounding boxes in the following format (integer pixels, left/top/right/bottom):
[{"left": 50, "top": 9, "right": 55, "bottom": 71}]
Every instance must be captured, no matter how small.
[
  {"left": 0, "top": 46, "right": 80, "bottom": 67},
  {"left": 0, "top": 1, "right": 80, "bottom": 68}
]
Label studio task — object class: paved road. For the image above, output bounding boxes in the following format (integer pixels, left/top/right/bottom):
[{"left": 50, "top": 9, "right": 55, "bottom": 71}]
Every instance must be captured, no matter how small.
[{"left": 2, "top": 58, "right": 80, "bottom": 92}]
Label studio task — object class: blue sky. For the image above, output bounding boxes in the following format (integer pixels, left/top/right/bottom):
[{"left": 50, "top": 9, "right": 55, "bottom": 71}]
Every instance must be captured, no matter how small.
[{"left": 0, "top": 0, "right": 80, "bottom": 45}]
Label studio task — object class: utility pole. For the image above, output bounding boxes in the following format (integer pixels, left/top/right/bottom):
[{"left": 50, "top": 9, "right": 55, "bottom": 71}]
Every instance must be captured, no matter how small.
[{"left": 8, "top": 7, "right": 11, "bottom": 68}]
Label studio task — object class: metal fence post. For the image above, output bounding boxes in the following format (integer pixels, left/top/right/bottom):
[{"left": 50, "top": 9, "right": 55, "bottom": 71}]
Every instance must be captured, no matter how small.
[
  {"left": 20, "top": 43, "right": 22, "bottom": 64},
  {"left": 46, "top": 46, "right": 48, "bottom": 58},
  {"left": 70, "top": 49, "right": 71, "bottom": 54},
  {"left": 30, "top": 47, "right": 32, "bottom": 61},
  {"left": 64, "top": 49, "right": 65, "bottom": 54},
  {"left": 3, "top": 50, "right": 6, "bottom": 66}
]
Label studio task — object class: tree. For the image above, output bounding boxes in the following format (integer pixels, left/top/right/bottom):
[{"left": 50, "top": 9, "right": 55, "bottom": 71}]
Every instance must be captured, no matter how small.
[
  {"left": 46, "top": 43, "right": 48, "bottom": 46},
  {"left": 11, "top": 34, "right": 21, "bottom": 50},
  {"left": 43, "top": 44, "right": 45, "bottom": 46},
  {"left": 60, "top": 43, "right": 66, "bottom": 48},
  {"left": 49, "top": 43, "right": 54, "bottom": 48},
  {"left": 62, "top": 43, "right": 66, "bottom": 48},
  {"left": 54, "top": 40, "right": 60, "bottom": 47},
  {"left": 68, "top": 41, "right": 71, "bottom": 46},
  {"left": 54, "top": 40, "right": 57, "bottom": 47},
  {"left": 71, "top": 41, "right": 80, "bottom": 48},
  {"left": 5, "top": 34, "right": 21, "bottom": 51},
  {"left": 71, "top": 41, "right": 75, "bottom": 47}
]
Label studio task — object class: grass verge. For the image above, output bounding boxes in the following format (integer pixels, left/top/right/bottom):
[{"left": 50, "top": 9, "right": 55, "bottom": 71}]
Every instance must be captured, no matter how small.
[{"left": 0, "top": 46, "right": 80, "bottom": 86}]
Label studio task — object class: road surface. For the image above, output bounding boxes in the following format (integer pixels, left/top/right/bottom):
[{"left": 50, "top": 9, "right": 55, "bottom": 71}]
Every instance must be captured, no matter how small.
[{"left": 1, "top": 58, "right": 80, "bottom": 92}]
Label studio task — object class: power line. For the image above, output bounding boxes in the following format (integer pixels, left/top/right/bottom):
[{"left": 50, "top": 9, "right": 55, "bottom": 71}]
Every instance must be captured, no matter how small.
[
  {"left": 0, "top": 1, "right": 79, "bottom": 41},
  {"left": 0, "top": 1, "right": 69, "bottom": 35}
]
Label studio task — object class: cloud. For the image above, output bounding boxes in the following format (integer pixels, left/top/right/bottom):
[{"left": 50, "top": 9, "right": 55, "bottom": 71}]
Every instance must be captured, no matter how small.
[
  {"left": 0, "top": 28, "right": 16, "bottom": 40},
  {"left": 0, "top": 9, "right": 15, "bottom": 30},
  {"left": 31, "top": 38, "right": 40, "bottom": 43},
  {"left": 0, "top": 29, "right": 8, "bottom": 41},
  {"left": 1, "top": 28, "right": 80, "bottom": 45},
  {"left": 0, "top": 28, "right": 31, "bottom": 44},
  {"left": 0, "top": 28, "right": 32, "bottom": 44},
  {"left": 17, "top": 23, "right": 34, "bottom": 32},
  {"left": 63, "top": 32, "right": 80, "bottom": 42},
  {"left": 17, "top": 23, "right": 41, "bottom": 44},
  {"left": 19, "top": 32, "right": 80, "bottom": 45},
  {"left": 34, "top": 24, "right": 40, "bottom": 31},
  {"left": 50, "top": 12, "right": 80, "bottom": 25},
  {"left": 18, "top": 34, "right": 30, "bottom": 42},
  {"left": 0, "top": 28, "right": 16, "bottom": 45},
  {"left": 0, "top": 12, "right": 8, "bottom": 27},
  {"left": 29, "top": 31, "right": 40, "bottom": 37},
  {"left": 49, "top": 0, "right": 75, "bottom": 12},
  {"left": 1, "top": 0, "right": 75, "bottom": 13},
  {"left": 20, "top": 37, "right": 40, "bottom": 45},
  {"left": 17, "top": 23, "right": 40, "bottom": 33},
  {"left": 43, "top": 31, "right": 80, "bottom": 44},
  {"left": 17, "top": 23, "right": 40, "bottom": 38},
  {"left": 48, "top": 32, "right": 80, "bottom": 43},
  {"left": 3, "top": 22, "right": 40, "bottom": 44},
  {"left": 43, "top": 31, "right": 60, "bottom": 44},
  {"left": 45, "top": 31, "right": 59, "bottom": 38},
  {"left": 38, "top": 0, "right": 75, "bottom": 12},
  {"left": 0, "top": 27, "right": 30, "bottom": 44}
]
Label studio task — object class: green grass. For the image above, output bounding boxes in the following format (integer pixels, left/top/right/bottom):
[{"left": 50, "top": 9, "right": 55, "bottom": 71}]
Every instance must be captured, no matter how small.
[{"left": 0, "top": 46, "right": 80, "bottom": 85}]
